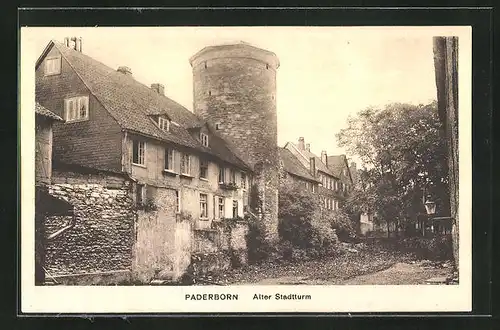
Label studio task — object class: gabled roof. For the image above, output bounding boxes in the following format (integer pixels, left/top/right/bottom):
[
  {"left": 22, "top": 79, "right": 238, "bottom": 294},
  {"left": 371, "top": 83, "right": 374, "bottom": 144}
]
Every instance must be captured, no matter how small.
[
  {"left": 36, "top": 40, "right": 249, "bottom": 170},
  {"left": 279, "top": 148, "right": 320, "bottom": 183},
  {"left": 35, "top": 102, "right": 63, "bottom": 121},
  {"left": 286, "top": 142, "right": 337, "bottom": 177},
  {"left": 327, "top": 155, "right": 353, "bottom": 183}
]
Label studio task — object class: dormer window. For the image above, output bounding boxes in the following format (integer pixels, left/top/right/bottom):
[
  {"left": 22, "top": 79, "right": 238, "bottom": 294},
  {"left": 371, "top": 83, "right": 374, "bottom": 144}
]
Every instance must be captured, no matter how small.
[
  {"left": 157, "top": 116, "right": 170, "bottom": 131},
  {"left": 200, "top": 132, "right": 209, "bottom": 147}
]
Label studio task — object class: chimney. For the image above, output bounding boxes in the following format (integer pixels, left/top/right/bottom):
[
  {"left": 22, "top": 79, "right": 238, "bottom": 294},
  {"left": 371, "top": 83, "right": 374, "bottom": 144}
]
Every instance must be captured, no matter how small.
[
  {"left": 151, "top": 83, "right": 165, "bottom": 96},
  {"left": 69, "top": 37, "right": 78, "bottom": 51},
  {"left": 306, "top": 143, "right": 310, "bottom": 151},
  {"left": 298, "top": 137, "right": 305, "bottom": 150},
  {"left": 117, "top": 66, "right": 132, "bottom": 76},
  {"left": 321, "top": 150, "right": 328, "bottom": 166},
  {"left": 77, "top": 37, "right": 82, "bottom": 52},
  {"left": 309, "top": 157, "right": 316, "bottom": 177}
]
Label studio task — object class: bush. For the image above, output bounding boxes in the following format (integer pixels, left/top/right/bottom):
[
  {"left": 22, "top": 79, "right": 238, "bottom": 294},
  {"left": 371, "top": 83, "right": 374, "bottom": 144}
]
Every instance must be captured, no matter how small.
[
  {"left": 398, "top": 235, "right": 453, "bottom": 260},
  {"left": 324, "top": 209, "right": 356, "bottom": 242},
  {"left": 278, "top": 183, "right": 338, "bottom": 259},
  {"left": 246, "top": 220, "right": 274, "bottom": 264}
]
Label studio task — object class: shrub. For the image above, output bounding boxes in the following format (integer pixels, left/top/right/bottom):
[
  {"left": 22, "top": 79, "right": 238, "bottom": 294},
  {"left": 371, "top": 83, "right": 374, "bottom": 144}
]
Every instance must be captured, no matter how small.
[
  {"left": 246, "top": 220, "right": 272, "bottom": 264},
  {"left": 324, "top": 209, "right": 356, "bottom": 242},
  {"left": 398, "top": 235, "right": 453, "bottom": 260},
  {"left": 278, "top": 183, "right": 338, "bottom": 259}
]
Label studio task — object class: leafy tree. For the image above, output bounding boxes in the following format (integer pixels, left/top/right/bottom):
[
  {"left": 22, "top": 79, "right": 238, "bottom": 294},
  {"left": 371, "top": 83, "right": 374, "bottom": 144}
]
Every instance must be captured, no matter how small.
[
  {"left": 278, "top": 182, "right": 337, "bottom": 249},
  {"left": 337, "top": 102, "right": 449, "bottom": 236}
]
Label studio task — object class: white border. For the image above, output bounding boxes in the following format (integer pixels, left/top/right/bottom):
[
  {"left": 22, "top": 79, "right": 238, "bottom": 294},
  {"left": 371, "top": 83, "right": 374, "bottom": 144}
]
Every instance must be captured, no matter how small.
[{"left": 20, "top": 26, "right": 472, "bottom": 313}]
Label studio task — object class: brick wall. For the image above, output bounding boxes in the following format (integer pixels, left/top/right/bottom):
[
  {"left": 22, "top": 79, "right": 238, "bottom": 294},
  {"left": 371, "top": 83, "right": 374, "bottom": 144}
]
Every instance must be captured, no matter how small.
[
  {"left": 35, "top": 45, "right": 123, "bottom": 172},
  {"left": 45, "top": 171, "right": 135, "bottom": 282},
  {"left": 191, "top": 44, "right": 279, "bottom": 244}
]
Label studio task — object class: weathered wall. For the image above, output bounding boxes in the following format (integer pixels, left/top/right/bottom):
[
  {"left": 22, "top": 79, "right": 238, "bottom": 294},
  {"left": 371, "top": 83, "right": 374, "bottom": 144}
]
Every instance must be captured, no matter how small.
[
  {"left": 132, "top": 186, "right": 195, "bottom": 282},
  {"left": 191, "top": 43, "right": 279, "bottom": 244},
  {"left": 36, "top": 44, "right": 123, "bottom": 172},
  {"left": 191, "top": 221, "right": 249, "bottom": 276},
  {"left": 35, "top": 117, "right": 53, "bottom": 186},
  {"left": 45, "top": 171, "right": 135, "bottom": 281},
  {"left": 125, "top": 133, "right": 248, "bottom": 230}
]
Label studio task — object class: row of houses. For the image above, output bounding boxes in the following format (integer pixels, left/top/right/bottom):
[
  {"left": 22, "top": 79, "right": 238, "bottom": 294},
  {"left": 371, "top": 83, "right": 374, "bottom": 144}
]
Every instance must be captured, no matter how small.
[{"left": 34, "top": 37, "right": 358, "bottom": 285}]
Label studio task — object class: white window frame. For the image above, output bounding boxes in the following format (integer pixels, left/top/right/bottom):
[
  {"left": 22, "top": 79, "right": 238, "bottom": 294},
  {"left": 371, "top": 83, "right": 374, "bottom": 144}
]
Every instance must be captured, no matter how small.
[
  {"left": 180, "top": 153, "right": 191, "bottom": 175},
  {"left": 230, "top": 169, "right": 236, "bottom": 184},
  {"left": 158, "top": 116, "right": 170, "bottom": 131},
  {"left": 132, "top": 140, "right": 146, "bottom": 166},
  {"left": 200, "top": 132, "right": 209, "bottom": 147},
  {"left": 217, "top": 197, "right": 225, "bottom": 219},
  {"left": 64, "top": 96, "right": 89, "bottom": 122},
  {"left": 232, "top": 200, "right": 238, "bottom": 218},
  {"left": 218, "top": 166, "right": 225, "bottom": 184},
  {"left": 200, "top": 193, "right": 208, "bottom": 219},
  {"left": 199, "top": 159, "right": 209, "bottom": 179},
  {"left": 45, "top": 56, "right": 61, "bottom": 76},
  {"left": 164, "top": 148, "right": 175, "bottom": 172}
]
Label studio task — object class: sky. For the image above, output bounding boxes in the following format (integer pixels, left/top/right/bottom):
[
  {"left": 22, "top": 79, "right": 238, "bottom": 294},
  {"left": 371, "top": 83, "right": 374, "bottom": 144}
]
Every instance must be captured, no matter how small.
[{"left": 23, "top": 27, "right": 441, "bottom": 165}]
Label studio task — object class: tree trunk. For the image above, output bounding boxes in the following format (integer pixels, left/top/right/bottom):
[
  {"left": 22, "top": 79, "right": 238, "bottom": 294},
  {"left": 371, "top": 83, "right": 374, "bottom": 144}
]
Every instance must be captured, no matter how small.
[{"left": 433, "top": 36, "right": 459, "bottom": 266}]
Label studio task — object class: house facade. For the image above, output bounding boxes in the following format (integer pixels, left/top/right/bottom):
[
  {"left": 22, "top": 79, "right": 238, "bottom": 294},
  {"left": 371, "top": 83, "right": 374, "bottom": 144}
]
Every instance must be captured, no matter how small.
[
  {"left": 278, "top": 147, "right": 320, "bottom": 192},
  {"left": 35, "top": 38, "right": 264, "bottom": 282},
  {"left": 284, "top": 137, "right": 346, "bottom": 213}
]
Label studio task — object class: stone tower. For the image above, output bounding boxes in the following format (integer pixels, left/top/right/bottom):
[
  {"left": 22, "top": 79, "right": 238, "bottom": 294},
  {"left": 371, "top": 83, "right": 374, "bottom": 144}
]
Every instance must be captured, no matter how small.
[{"left": 190, "top": 41, "right": 280, "bottom": 243}]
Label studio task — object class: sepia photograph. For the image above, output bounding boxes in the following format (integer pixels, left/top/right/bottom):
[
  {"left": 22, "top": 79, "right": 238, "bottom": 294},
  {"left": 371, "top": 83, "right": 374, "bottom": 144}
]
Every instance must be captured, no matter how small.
[{"left": 20, "top": 25, "right": 472, "bottom": 313}]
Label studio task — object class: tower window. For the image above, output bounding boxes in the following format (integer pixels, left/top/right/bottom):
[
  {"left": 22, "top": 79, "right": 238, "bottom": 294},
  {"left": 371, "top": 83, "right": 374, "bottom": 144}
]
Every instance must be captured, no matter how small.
[
  {"left": 204, "top": 61, "right": 207, "bottom": 69},
  {"left": 215, "top": 123, "right": 221, "bottom": 130},
  {"left": 266, "top": 64, "right": 269, "bottom": 69},
  {"left": 208, "top": 90, "right": 211, "bottom": 96}
]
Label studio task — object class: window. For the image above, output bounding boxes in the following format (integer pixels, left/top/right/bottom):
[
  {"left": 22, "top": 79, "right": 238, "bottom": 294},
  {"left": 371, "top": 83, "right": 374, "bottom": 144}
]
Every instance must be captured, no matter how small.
[
  {"left": 200, "top": 132, "right": 209, "bottom": 147},
  {"left": 324, "top": 198, "right": 327, "bottom": 209},
  {"left": 158, "top": 116, "right": 169, "bottom": 131},
  {"left": 241, "top": 172, "right": 247, "bottom": 189},
  {"left": 215, "top": 123, "right": 221, "bottom": 130},
  {"left": 312, "top": 184, "right": 316, "bottom": 193},
  {"left": 64, "top": 96, "right": 89, "bottom": 122},
  {"left": 132, "top": 140, "right": 145, "bottom": 166},
  {"left": 45, "top": 56, "right": 61, "bottom": 75},
  {"left": 175, "top": 190, "right": 181, "bottom": 213},
  {"left": 217, "top": 197, "right": 225, "bottom": 219},
  {"left": 181, "top": 153, "right": 191, "bottom": 175},
  {"left": 218, "top": 166, "right": 225, "bottom": 183},
  {"left": 199, "top": 159, "right": 208, "bottom": 179},
  {"left": 200, "top": 194, "right": 208, "bottom": 218},
  {"left": 164, "top": 148, "right": 175, "bottom": 171},
  {"left": 136, "top": 184, "right": 145, "bottom": 205},
  {"left": 232, "top": 200, "right": 238, "bottom": 218},
  {"left": 230, "top": 169, "right": 236, "bottom": 184}
]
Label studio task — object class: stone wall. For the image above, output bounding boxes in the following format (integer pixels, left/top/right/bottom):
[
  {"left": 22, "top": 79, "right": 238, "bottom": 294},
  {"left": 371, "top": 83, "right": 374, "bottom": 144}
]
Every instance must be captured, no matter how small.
[
  {"left": 191, "top": 220, "right": 249, "bottom": 276},
  {"left": 45, "top": 171, "right": 135, "bottom": 282}
]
